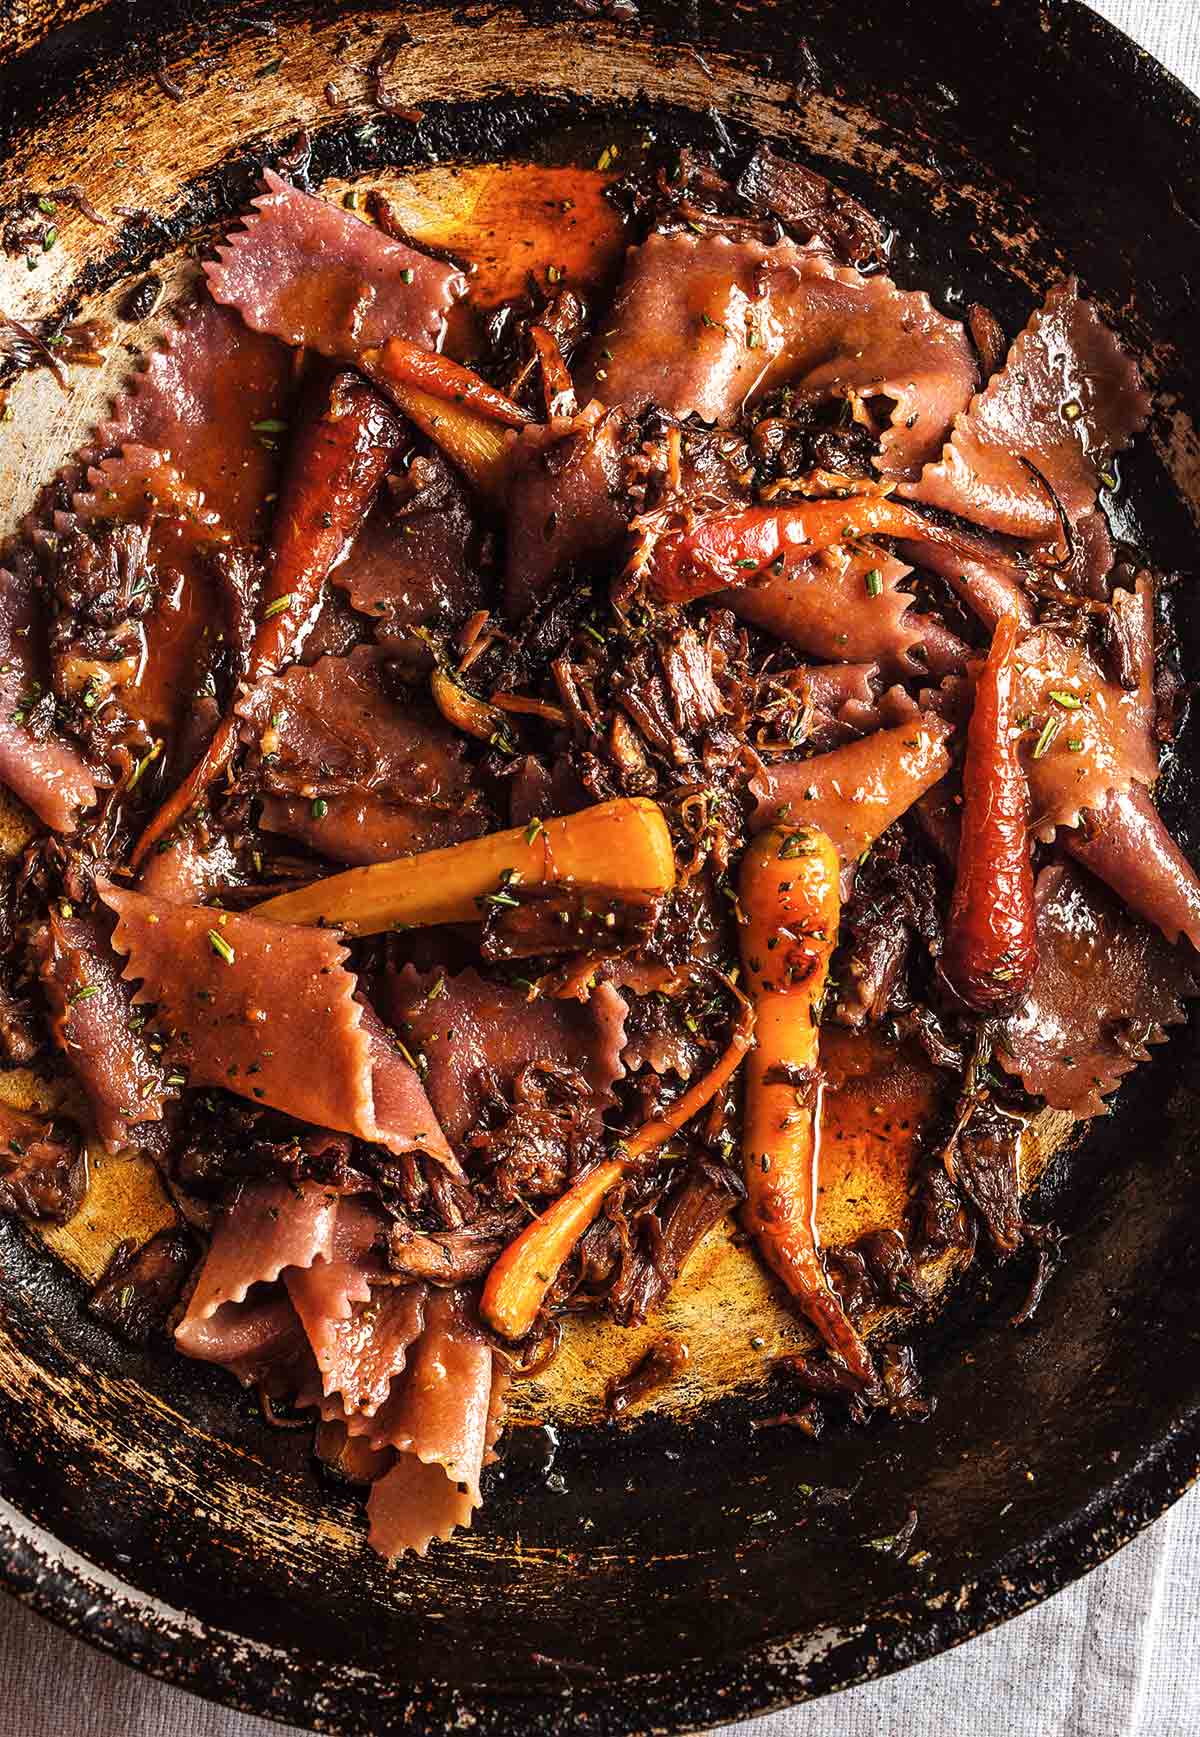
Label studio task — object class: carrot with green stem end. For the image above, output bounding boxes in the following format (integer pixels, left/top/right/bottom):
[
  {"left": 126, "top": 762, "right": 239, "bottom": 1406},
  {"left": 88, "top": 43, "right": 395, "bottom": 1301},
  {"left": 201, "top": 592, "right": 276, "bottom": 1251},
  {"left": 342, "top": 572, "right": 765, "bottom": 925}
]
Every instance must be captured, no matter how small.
[
  {"left": 362, "top": 336, "right": 533, "bottom": 427},
  {"left": 360, "top": 337, "right": 526, "bottom": 508},
  {"left": 738, "top": 823, "right": 875, "bottom": 1386},
  {"left": 480, "top": 996, "right": 754, "bottom": 1341},
  {"left": 129, "top": 370, "right": 403, "bottom": 868}
]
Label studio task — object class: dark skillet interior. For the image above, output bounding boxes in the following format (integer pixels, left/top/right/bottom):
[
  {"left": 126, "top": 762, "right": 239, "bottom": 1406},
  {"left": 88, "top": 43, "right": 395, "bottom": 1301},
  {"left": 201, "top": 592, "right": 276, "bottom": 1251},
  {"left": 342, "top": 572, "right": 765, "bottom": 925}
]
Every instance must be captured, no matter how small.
[{"left": 1, "top": 1, "right": 1200, "bottom": 1732}]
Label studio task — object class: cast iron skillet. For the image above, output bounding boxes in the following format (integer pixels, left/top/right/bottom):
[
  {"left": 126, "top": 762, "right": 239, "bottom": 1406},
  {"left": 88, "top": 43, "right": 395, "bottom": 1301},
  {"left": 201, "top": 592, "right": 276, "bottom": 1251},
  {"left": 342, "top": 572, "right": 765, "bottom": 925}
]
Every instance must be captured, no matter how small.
[{"left": 1, "top": 1, "right": 1199, "bottom": 1731}]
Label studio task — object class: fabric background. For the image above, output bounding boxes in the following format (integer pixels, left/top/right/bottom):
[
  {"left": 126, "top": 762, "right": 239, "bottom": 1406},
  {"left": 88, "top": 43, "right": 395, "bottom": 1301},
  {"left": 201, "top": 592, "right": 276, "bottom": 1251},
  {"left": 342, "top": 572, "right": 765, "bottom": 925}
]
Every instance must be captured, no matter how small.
[{"left": 0, "top": 1, "right": 1196, "bottom": 1731}]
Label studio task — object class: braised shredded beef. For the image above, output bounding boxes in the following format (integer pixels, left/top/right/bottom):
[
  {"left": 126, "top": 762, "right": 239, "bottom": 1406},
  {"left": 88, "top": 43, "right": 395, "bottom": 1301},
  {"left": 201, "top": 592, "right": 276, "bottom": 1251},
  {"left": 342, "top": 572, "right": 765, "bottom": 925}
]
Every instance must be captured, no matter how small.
[
  {"left": 87, "top": 1227, "right": 195, "bottom": 1344},
  {"left": 0, "top": 1101, "right": 84, "bottom": 1222}
]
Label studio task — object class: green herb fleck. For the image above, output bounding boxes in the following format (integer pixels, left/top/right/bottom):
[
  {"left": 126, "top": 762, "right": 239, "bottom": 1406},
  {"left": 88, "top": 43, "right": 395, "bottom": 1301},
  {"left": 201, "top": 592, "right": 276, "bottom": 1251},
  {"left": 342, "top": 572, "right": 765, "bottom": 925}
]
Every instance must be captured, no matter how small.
[
  {"left": 480, "top": 868, "right": 522, "bottom": 910},
  {"left": 1032, "top": 715, "right": 1061, "bottom": 760}
]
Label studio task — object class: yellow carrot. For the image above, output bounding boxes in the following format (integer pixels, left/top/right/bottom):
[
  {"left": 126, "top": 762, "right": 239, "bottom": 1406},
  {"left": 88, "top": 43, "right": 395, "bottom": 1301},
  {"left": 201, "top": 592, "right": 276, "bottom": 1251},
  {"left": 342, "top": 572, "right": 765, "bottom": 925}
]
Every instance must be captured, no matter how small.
[
  {"left": 253, "top": 797, "right": 676, "bottom": 934},
  {"left": 738, "top": 824, "right": 875, "bottom": 1385},
  {"left": 480, "top": 1001, "right": 754, "bottom": 1341}
]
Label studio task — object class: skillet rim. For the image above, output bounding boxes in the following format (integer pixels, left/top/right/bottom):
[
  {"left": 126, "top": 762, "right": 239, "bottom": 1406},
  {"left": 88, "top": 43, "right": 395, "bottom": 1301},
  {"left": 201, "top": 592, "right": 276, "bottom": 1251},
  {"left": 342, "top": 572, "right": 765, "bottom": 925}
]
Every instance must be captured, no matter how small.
[{"left": 0, "top": 0, "right": 1198, "bottom": 1730}]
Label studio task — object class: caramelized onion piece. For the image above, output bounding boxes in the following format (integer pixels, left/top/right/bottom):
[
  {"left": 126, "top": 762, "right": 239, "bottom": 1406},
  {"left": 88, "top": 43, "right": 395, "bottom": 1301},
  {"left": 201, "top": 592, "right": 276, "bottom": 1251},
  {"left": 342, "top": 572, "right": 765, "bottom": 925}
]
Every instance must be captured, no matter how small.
[
  {"left": 371, "top": 377, "right": 511, "bottom": 507},
  {"left": 253, "top": 797, "right": 675, "bottom": 934},
  {"left": 738, "top": 825, "right": 874, "bottom": 1384},
  {"left": 429, "top": 668, "right": 504, "bottom": 741},
  {"left": 943, "top": 616, "right": 1039, "bottom": 1011}
]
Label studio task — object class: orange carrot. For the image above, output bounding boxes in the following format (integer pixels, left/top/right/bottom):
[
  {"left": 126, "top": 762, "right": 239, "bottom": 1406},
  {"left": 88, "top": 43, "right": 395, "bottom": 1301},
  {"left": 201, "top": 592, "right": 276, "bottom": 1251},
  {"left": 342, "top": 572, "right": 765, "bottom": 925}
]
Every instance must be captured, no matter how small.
[
  {"left": 480, "top": 1002, "right": 754, "bottom": 1341},
  {"left": 646, "top": 498, "right": 972, "bottom": 604},
  {"left": 738, "top": 823, "right": 875, "bottom": 1385},
  {"left": 253, "top": 796, "right": 675, "bottom": 934}
]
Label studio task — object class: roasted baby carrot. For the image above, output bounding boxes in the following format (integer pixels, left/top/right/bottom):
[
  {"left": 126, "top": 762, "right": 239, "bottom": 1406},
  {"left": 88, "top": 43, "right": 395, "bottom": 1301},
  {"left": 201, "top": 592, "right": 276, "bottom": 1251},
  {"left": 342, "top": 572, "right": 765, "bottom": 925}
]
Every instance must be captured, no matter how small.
[
  {"left": 738, "top": 823, "right": 875, "bottom": 1385},
  {"left": 646, "top": 497, "right": 973, "bottom": 604},
  {"left": 130, "top": 370, "right": 403, "bottom": 868},
  {"left": 480, "top": 1002, "right": 754, "bottom": 1341},
  {"left": 362, "top": 335, "right": 533, "bottom": 427},
  {"left": 942, "top": 613, "right": 1039, "bottom": 1011}
]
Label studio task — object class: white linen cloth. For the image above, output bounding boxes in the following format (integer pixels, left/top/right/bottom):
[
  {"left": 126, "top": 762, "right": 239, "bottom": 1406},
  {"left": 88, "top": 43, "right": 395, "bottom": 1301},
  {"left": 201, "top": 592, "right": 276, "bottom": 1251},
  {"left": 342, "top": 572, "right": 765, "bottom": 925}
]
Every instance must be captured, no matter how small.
[{"left": 0, "top": 1, "right": 1196, "bottom": 1732}]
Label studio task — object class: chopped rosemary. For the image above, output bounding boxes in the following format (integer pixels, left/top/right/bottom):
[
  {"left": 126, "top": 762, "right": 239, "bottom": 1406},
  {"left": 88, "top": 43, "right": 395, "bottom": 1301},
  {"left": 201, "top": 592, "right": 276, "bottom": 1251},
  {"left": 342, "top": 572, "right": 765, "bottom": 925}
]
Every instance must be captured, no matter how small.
[
  {"left": 778, "top": 829, "right": 817, "bottom": 859},
  {"left": 480, "top": 868, "right": 522, "bottom": 909},
  {"left": 1032, "top": 715, "right": 1061, "bottom": 759},
  {"left": 207, "top": 929, "right": 236, "bottom": 965}
]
